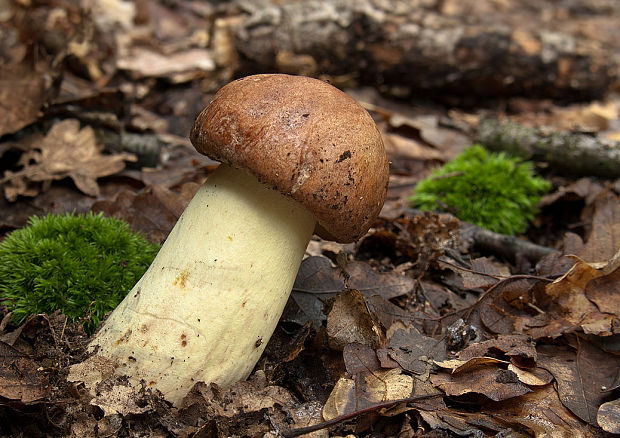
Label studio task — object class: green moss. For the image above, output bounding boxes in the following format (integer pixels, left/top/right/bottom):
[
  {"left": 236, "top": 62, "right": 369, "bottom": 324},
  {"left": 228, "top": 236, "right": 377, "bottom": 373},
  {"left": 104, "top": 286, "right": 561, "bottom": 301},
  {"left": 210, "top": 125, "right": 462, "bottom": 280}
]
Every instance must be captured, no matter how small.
[
  {"left": 0, "top": 213, "right": 159, "bottom": 334},
  {"left": 410, "top": 145, "right": 551, "bottom": 235}
]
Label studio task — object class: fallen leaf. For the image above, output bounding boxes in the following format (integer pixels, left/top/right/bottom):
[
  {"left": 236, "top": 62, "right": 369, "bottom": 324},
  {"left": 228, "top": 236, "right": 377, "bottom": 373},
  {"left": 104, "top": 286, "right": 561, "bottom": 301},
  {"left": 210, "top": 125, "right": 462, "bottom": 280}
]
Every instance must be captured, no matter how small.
[
  {"left": 598, "top": 398, "right": 620, "bottom": 433},
  {"left": 507, "top": 364, "right": 554, "bottom": 386},
  {"left": 543, "top": 256, "right": 618, "bottom": 335},
  {"left": 585, "top": 263, "right": 620, "bottom": 317},
  {"left": 434, "top": 357, "right": 509, "bottom": 374},
  {"left": 459, "top": 257, "right": 510, "bottom": 289},
  {"left": 458, "top": 334, "right": 537, "bottom": 368},
  {"left": 388, "top": 327, "right": 446, "bottom": 375},
  {"left": 483, "top": 384, "right": 592, "bottom": 437},
  {"left": 0, "top": 341, "right": 49, "bottom": 403},
  {"left": 117, "top": 48, "right": 215, "bottom": 82},
  {"left": 537, "top": 342, "right": 620, "bottom": 425},
  {"left": 322, "top": 369, "right": 414, "bottom": 421},
  {"left": 577, "top": 191, "right": 620, "bottom": 263},
  {"left": 91, "top": 383, "right": 152, "bottom": 417},
  {"left": 326, "top": 289, "right": 383, "bottom": 351},
  {"left": 430, "top": 366, "right": 531, "bottom": 401},
  {"left": 290, "top": 256, "right": 414, "bottom": 328},
  {"left": 0, "top": 61, "right": 59, "bottom": 137},
  {"left": 343, "top": 342, "right": 381, "bottom": 375},
  {"left": 2, "top": 119, "right": 135, "bottom": 201},
  {"left": 92, "top": 183, "right": 195, "bottom": 243}
]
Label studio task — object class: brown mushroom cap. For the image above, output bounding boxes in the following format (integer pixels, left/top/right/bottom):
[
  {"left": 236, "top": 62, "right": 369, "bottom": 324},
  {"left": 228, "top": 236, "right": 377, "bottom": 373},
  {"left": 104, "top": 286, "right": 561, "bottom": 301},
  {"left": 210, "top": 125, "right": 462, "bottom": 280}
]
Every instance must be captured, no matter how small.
[{"left": 190, "top": 74, "right": 389, "bottom": 243}]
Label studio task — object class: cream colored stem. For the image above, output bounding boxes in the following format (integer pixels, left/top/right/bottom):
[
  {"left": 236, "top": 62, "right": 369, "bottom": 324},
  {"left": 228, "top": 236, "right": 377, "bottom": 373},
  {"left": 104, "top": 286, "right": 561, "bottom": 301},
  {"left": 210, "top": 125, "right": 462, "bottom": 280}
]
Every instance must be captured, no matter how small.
[{"left": 89, "top": 164, "right": 316, "bottom": 405}]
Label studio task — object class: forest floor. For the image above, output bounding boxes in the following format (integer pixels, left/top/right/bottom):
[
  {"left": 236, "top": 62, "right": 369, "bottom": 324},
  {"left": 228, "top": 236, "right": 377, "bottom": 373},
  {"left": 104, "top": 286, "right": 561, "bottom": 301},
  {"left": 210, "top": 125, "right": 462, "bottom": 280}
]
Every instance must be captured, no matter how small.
[{"left": 0, "top": 0, "right": 619, "bottom": 436}]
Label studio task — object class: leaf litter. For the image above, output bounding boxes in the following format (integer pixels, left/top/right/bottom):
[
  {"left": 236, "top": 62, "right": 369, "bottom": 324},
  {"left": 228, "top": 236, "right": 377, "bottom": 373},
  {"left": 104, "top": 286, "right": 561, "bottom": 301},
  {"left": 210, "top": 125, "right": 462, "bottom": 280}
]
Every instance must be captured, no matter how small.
[{"left": 0, "top": 0, "right": 619, "bottom": 436}]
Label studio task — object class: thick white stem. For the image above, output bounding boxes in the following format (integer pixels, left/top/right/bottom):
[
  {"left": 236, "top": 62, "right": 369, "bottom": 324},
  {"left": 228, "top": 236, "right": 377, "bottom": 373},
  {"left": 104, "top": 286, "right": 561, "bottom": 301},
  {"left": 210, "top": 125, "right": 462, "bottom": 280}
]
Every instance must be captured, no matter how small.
[{"left": 89, "top": 164, "right": 316, "bottom": 405}]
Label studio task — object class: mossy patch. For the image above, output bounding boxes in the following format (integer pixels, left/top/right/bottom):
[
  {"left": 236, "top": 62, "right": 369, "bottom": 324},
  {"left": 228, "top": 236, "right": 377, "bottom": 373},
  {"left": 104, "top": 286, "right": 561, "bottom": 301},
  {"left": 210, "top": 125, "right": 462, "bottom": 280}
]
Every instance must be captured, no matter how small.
[
  {"left": 0, "top": 213, "right": 159, "bottom": 334},
  {"left": 410, "top": 145, "right": 551, "bottom": 235}
]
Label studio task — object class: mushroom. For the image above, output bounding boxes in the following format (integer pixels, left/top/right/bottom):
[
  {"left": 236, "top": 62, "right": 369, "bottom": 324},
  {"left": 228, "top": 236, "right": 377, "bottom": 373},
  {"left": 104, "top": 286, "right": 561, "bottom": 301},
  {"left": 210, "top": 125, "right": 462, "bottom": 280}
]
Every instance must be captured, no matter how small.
[{"left": 88, "top": 74, "right": 389, "bottom": 405}]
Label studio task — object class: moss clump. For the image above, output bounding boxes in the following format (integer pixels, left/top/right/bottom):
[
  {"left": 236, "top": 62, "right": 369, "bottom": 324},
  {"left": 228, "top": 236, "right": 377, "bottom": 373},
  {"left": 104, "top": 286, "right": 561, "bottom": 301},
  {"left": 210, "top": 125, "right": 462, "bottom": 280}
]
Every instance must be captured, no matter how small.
[
  {"left": 410, "top": 145, "right": 551, "bottom": 235},
  {"left": 0, "top": 213, "right": 159, "bottom": 333}
]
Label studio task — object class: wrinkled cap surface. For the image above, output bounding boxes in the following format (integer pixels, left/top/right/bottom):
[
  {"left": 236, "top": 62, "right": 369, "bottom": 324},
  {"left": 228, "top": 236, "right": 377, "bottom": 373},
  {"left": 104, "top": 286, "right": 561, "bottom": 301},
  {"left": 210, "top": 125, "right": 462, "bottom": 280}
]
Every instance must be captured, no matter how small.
[{"left": 190, "top": 74, "right": 389, "bottom": 243}]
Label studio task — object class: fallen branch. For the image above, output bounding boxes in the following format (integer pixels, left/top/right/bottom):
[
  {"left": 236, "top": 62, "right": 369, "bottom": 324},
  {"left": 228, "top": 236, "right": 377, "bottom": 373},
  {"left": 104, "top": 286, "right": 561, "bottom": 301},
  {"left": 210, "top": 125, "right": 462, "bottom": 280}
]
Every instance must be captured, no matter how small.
[
  {"left": 459, "top": 222, "right": 558, "bottom": 264},
  {"left": 405, "top": 208, "right": 557, "bottom": 264},
  {"left": 478, "top": 118, "right": 620, "bottom": 178},
  {"left": 227, "top": 0, "right": 612, "bottom": 101}
]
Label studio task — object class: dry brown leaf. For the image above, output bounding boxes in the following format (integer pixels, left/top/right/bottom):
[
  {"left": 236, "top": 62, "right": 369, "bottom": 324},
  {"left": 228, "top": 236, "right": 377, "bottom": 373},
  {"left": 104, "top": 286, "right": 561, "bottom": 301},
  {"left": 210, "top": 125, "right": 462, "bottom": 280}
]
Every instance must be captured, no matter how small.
[
  {"left": 483, "top": 384, "right": 592, "bottom": 437},
  {"left": 92, "top": 183, "right": 195, "bottom": 243},
  {"left": 543, "top": 255, "right": 619, "bottom": 335},
  {"left": 507, "top": 364, "right": 554, "bottom": 386},
  {"left": 0, "top": 62, "right": 59, "bottom": 137},
  {"left": 388, "top": 328, "right": 446, "bottom": 375},
  {"left": 383, "top": 133, "right": 444, "bottom": 162},
  {"left": 0, "top": 341, "right": 49, "bottom": 403},
  {"left": 326, "top": 289, "right": 383, "bottom": 351},
  {"left": 458, "top": 334, "right": 537, "bottom": 368},
  {"left": 322, "top": 369, "right": 414, "bottom": 421},
  {"left": 430, "top": 366, "right": 531, "bottom": 401},
  {"left": 537, "top": 342, "right": 620, "bottom": 425},
  {"left": 117, "top": 48, "right": 215, "bottom": 82},
  {"left": 460, "top": 257, "right": 510, "bottom": 289},
  {"left": 434, "top": 357, "right": 509, "bottom": 374},
  {"left": 2, "top": 119, "right": 135, "bottom": 201},
  {"left": 290, "top": 256, "right": 414, "bottom": 328},
  {"left": 577, "top": 191, "right": 620, "bottom": 263},
  {"left": 91, "top": 384, "right": 152, "bottom": 417},
  {"left": 586, "top": 263, "right": 620, "bottom": 317},
  {"left": 343, "top": 342, "right": 381, "bottom": 375},
  {"left": 598, "top": 398, "right": 620, "bottom": 433}
]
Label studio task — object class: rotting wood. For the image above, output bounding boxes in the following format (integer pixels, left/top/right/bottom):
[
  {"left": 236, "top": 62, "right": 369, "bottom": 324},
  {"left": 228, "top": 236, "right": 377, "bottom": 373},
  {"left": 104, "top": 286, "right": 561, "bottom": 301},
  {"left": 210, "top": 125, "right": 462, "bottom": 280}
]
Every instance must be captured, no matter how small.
[
  {"left": 478, "top": 118, "right": 620, "bottom": 178},
  {"left": 223, "top": 0, "right": 613, "bottom": 102}
]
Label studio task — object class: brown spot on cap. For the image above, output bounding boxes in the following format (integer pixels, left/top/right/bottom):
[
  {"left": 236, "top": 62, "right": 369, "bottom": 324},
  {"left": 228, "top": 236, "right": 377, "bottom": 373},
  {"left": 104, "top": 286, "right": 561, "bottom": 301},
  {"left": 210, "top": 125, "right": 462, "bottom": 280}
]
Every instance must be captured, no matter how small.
[{"left": 190, "top": 74, "right": 389, "bottom": 243}]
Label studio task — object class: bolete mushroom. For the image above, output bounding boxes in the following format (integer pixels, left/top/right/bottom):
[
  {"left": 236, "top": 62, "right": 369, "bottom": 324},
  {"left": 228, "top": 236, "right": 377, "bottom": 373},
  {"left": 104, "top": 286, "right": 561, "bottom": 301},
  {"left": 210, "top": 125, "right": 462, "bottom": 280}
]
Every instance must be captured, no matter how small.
[{"left": 88, "top": 74, "right": 389, "bottom": 405}]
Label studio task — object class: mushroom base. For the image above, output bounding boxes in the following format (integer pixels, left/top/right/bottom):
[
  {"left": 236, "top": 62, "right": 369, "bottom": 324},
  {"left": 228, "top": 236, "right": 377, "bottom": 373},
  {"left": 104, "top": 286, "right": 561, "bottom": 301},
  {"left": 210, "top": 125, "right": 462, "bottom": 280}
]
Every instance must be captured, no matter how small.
[{"left": 88, "top": 164, "right": 316, "bottom": 405}]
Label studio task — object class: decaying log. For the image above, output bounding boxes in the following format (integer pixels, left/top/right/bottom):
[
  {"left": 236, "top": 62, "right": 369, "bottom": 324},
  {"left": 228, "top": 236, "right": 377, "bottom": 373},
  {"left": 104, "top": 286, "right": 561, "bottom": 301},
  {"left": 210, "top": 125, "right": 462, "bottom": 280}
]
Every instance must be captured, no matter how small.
[
  {"left": 227, "top": 0, "right": 613, "bottom": 101},
  {"left": 478, "top": 118, "right": 620, "bottom": 178}
]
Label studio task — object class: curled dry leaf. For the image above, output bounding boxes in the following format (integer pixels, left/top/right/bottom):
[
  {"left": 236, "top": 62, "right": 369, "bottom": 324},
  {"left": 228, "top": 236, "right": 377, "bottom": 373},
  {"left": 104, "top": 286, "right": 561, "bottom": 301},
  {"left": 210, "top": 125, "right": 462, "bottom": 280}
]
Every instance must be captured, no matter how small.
[
  {"left": 2, "top": 119, "right": 135, "bottom": 201},
  {"left": 326, "top": 289, "right": 383, "bottom": 351},
  {"left": 576, "top": 191, "right": 620, "bottom": 263},
  {"left": 430, "top": 366, "right": 531, "bottom": 401},
  {"left": 434, "top": 357, "right": 509, "bottom": 374},
  {"left": 322, "top": 369, "right": 414, "bottom": 421},
  {"left": 597, "top": 398, "right": 620, "bottom": 433},
  {"left": 507, "top": 364, "right": 553, "bottom": 386},
  {"left": 543, "top": 253, "right": 619, "bottom": 336},
  {"left": 458, "top": 334, "right": 537, "bottom": 368}
]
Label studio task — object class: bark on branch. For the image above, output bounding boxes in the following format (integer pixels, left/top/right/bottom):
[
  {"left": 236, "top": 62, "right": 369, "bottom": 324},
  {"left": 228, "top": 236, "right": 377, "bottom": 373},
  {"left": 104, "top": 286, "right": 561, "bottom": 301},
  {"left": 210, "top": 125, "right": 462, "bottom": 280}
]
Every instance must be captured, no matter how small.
[
  {"left": 227, "top": 0, "right": 613, "bottom": 101},
  {"left": 478, "top": 118, "right": 620, "bottom": 178}
]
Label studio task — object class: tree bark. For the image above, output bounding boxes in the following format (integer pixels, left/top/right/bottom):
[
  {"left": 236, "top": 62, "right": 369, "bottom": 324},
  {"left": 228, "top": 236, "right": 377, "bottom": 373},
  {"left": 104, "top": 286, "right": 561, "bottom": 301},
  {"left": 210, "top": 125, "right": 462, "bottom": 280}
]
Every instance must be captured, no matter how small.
[
  {"left": 478, "top": 118, "right": 620, "bottom": 178},
  {"left": 228, "top": 0, "right": 613, "bottom": 102}
]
